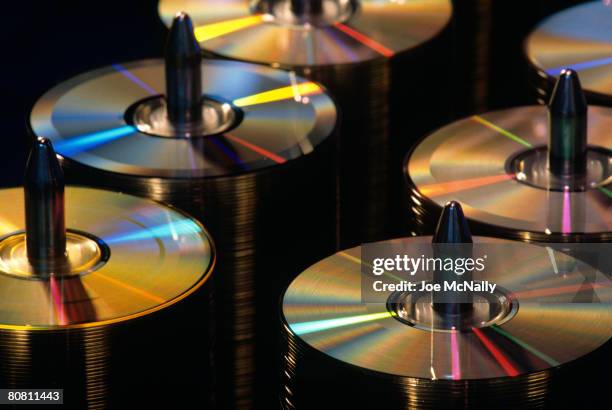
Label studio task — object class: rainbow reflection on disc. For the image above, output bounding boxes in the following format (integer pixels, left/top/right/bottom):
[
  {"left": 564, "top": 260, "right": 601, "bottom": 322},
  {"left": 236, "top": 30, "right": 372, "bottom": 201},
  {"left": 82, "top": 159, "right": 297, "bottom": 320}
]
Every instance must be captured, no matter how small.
[
  {"left": 282, "top": 236, "right": 612, "bottom": 379},
  {"left": 0, "top": 187, "right": 214, "bottom": 329},
  {"left": 526, "top": 1, "right": 612, "bottom": 102},
  {"left": 30, "top": 59, "right": 336, "bottom": 178},
  {"left": 158, "top": 0, "right": 452, "bottom": 65},
  {"left": 406, "top": 106, "right": 612, "bottom": 240}
]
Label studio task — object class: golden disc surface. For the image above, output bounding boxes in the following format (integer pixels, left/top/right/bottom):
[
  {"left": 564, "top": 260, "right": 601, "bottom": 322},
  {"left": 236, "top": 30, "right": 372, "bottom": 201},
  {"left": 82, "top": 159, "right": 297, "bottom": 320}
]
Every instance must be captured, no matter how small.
[
  {"left": 0, "top": 187, "right": 214, "bottom": 329},
  {"left": 158, "top": 0, "right": 452, "bottom": 65}
]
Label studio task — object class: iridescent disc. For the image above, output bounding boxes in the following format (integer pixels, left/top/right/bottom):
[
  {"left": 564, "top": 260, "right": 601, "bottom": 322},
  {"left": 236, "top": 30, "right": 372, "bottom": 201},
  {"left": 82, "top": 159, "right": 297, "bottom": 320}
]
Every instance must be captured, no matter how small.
[
  {"left": 0, "top": 187, "right": 213, "bottom": 329},
  {"left": 407, "top": 106, "right": 612, "bottom": 237},
  {"left": 158, "top": 0, "right": 452, "bottom": 65},
  {"left": 526, "top": 1, "right": 612, "bottom": 100},
  {"left": 30, "top": 59, "right": 336, "bottom": 178},
  {"left": 282, "top": 236, "right": 612, "bottom": 379}
]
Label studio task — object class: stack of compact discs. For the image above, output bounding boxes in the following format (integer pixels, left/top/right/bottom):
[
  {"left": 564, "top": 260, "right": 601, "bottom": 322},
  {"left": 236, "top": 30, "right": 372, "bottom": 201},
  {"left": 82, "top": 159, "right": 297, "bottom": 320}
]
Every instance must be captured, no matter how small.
[
  {"left": 525, "top": 1, "right": 612, "bottom": 105},
  {"left": 280, "top": 235, "right": 612, "bottom": 408},
  {"left": 405, "top": 71, "right": 612, "bottom": 242},
  {"left": 0, "top": 140, "right": 215, "bottom": 408},
  {"left": 29, "top": 14, "right": 337, "bottom": 409},
  {"left": 159, "top": 0, "right": 453, "bottom": 246}
]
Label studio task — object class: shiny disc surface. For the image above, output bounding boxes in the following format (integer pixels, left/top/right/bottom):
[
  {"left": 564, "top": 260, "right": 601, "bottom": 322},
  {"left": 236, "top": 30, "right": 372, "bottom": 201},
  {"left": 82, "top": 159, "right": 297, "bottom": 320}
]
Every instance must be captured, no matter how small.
[
  {"left": 526, "top": 1, "right": 612, "bottom": 100},
  {"left": 30, "top": 59, "right": 336, "bottom": 178},
  {"left": 407, "top": 106, "right": 612, "bottom": 236},
  {"left": 158, "top": 0, "right": 452, "bottom": 65},
  {"left": 0, "top": 187, "right": 213, "bottom": 329},
  {"left": 282, "top": 236, "right": 612, "bottom": 379}
]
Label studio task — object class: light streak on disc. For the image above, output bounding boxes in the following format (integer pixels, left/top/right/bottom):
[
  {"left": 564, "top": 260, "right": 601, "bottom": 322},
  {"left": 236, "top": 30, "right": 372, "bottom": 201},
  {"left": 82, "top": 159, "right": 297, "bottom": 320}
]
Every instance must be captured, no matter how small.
[
  {"left": 290, "top": 312, "right": 393, "bottom": 335},
  {"left": 112, "top": 64, "right": 159, "bottom": 95},
  {"left": 418, "top": 174, "right": 512, "bottom": 197},
  {"left": 194, "top": 15, "right": 265, "bottom": 42},
  {"left": 471, "top": 116, "right": 533, "bottom": 148},
  {"left": 546, "top": 56, "right": 612, "bottom": 77},
  {"left": 233, "top": 82, "right": 321, "bottom": 107},
  {"left": 93, "top": 271, "right": 166, "bottom": 304},
  {"left": 562, "top": 187, "right": 571, "bottom": 234},
  {"left": 491, "top": 325, "right": 560, "bottom": 367},
  {"left": 334, "top": 23, "right": 395, "bottom": 58},
  {"left": 545, "top": 247, "right": 559, "bottom": 274},
  {"left": 450, "top": 330, "right": 461, "bottom": 380},
  {"left": 223, "top": 133, "right": 287, "bottom": 164},
  {"left": 471, "top": 327, "right": 519, "bottom": 377},
  {"left": 53, "top": 125, "right": 136, "bottom": 156}
]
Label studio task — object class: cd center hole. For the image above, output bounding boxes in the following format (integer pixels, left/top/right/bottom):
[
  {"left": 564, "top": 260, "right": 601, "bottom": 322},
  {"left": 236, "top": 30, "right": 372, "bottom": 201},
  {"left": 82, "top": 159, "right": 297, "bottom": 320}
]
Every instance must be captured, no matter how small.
[
  {"left": 387, "top": 285, "right": 517, "bottom": 332},
  {"left": 126, "top": 95, "right": 241, "bottom": 139},
  {"left": 0, "top": 230, "right": 110, "bottom": 279},
  {"left": 252, "top": 0, "right": 357, "bottom": 27},
  {"left": 508, "top": 146, "right": 612, "bottom": 192}
]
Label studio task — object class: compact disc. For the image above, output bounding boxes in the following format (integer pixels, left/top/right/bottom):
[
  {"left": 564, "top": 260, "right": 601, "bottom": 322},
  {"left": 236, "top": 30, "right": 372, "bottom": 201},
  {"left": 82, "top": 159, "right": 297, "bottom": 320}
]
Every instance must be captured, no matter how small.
[
  {"left": 282, "top": 236, "right": 612, "bottom": 379},
  {"left": 0, "top": 187, "right": 214, "bottom": 328},
  {"left": 406, "top": 106, "right": 612, "bottom": 240},
  {"left": 159, "top": 1, "right": 452, "bottom": 246},
  {"left": 30, "top": 59, "right": 336, "bottom": 178},
  {"left": 158, "top": 0, "right": 452, "bottom": 65},
  {"left": 525, "top": 1, "right": 612, "bottom": 102}
]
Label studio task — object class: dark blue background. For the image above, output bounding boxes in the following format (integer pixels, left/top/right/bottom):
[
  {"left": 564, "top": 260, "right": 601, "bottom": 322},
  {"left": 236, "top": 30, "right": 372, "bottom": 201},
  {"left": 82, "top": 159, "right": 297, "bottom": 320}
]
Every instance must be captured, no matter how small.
[{"left": 1, "top": 1, "right": 166, "bottom": 186}]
